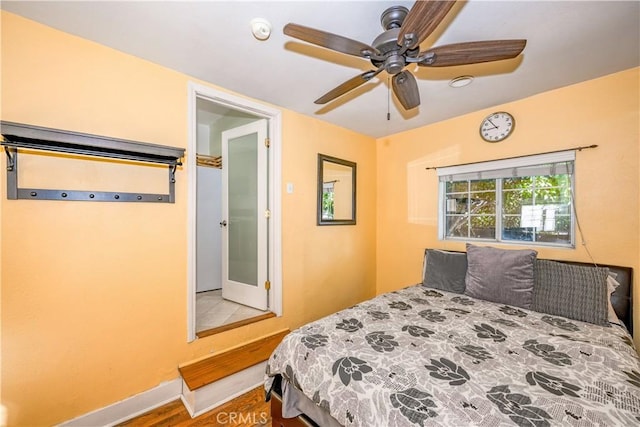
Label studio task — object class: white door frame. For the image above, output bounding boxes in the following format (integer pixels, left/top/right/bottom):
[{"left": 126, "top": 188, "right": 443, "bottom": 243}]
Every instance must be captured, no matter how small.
[{"left": 187, "top": 82, "right": 282, "bottom": 342}]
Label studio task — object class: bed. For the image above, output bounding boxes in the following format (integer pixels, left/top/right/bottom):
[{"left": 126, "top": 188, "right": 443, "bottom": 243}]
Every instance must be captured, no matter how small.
[{"left": 265, "top": 245, "right": 640, "bottom": 426}]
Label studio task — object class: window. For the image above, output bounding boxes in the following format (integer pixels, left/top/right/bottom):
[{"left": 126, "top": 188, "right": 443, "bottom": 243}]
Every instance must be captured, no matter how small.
[{"left": 438, "top": 151, "right": 575, "bottom": 247}]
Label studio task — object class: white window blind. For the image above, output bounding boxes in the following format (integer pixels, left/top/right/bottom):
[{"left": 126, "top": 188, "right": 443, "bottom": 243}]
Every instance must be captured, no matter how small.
[{"left": 437, "top": 151, "right": 575, "bottom": 182}]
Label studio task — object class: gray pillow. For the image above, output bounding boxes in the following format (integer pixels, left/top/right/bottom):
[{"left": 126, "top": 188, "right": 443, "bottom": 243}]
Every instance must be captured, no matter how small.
[
  {"left": 422, "top": 249, "right": 467, "bottom": 293},
  {"left": 532, "top": 260, "right": 609, "bottom": 326},
  {"left": 464, "top": 244, "right": 537, "bottom": 309}
]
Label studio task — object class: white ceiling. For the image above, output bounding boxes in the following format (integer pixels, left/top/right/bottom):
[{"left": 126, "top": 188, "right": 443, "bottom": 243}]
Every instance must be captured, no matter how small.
[{"left": 2, "top": 1, "right": 639, "bottom": 138}]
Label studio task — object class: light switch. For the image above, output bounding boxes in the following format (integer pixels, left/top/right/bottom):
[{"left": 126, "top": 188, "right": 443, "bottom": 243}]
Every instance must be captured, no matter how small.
[{"left": 286, "top": 183, "right": 294, "bottom": 194}]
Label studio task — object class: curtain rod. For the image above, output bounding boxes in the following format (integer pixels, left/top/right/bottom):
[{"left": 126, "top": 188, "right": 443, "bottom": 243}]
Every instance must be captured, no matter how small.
[{"left": 424, "top": 144, "right": 598, "bottom": 170}]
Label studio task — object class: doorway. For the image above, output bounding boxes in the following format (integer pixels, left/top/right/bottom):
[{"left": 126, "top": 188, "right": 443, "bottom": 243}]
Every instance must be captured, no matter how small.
[{"left": 187, "top": 83, "right": 282, "bottom": 341}]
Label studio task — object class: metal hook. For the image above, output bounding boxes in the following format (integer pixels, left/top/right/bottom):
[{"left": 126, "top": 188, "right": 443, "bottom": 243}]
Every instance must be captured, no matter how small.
[
  {"left": 4, "top": 147, "right": 15, "bottom": 171},
  {"left": 169, "top": 163, "right": 178, "bottom": 184}
]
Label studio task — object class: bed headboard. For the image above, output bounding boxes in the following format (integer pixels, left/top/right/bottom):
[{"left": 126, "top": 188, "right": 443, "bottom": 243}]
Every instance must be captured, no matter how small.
[{"left": 422, "top": 249, "right": 634, "bottom": 335}]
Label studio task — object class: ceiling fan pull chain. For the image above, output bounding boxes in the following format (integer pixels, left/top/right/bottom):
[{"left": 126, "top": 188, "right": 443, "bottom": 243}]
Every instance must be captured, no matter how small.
[{"left": 387, "top": 76, "right": 391, "bottom": 121}]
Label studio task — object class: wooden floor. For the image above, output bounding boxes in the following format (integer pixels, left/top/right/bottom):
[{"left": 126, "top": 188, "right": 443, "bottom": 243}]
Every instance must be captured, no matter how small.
[{"left": 117, "top": 386, "right": 271, "bottom": 427}]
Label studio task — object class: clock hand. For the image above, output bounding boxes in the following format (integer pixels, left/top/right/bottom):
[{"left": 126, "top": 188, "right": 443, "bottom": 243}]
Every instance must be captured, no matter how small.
[{"left": 487, "top": 119, "right": 499, "bottom": 129}]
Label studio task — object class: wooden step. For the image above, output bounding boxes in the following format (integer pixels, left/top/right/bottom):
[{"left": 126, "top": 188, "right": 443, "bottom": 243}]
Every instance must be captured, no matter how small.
[{"left": 179, "top": 329, "right": 289, "bottom": 391}]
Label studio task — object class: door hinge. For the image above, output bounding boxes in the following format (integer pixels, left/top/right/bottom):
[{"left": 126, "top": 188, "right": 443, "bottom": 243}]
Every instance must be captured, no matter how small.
[
  {"left": 264, "top": 137, "right": 270, "bottom": 148},
  {"left": 264, "top": 280, "right": 271, "bottom": 290}
]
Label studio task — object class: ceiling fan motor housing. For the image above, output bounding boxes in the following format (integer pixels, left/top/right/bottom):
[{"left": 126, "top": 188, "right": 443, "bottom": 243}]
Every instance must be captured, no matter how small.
[{"left": 371, "top": 28, "right": 418, "bottom": 75}]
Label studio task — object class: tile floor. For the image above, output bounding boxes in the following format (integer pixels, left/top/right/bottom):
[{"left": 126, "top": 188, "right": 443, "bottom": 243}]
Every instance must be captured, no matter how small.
[{"left": 196, "top": 289, "right": 266, "bottom": 332}]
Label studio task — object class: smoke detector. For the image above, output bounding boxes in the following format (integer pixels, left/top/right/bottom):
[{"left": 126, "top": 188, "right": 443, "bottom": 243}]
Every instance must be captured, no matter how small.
[{"left": 251, "top": 18, "right": 272, "bottom": 41}]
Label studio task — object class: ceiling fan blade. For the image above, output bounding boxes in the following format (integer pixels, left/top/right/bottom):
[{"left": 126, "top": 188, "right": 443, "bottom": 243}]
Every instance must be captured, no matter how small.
[
  {"left": 397, "top": 1, "right": 457, "bottom": 49},
  {"left": 392, "top": 71, "right": 420, "bottom": 110},
  {"left": 315, "top": 68, "right": 384, "bottom": 104},
  {"left": 284, "top": 23, "right": 379, "bottom": 58},
  {"left": 418, "top": 40, "right": 527, "bottom": 67}
]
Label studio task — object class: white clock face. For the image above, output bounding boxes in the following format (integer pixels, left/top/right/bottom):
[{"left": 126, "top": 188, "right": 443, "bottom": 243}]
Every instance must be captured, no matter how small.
[{"left": 480, "top": 112, "right": 514, "bottom": 142}]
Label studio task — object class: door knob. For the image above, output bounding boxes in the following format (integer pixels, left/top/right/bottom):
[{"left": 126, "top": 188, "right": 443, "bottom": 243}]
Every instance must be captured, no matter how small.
[{"left": 219, "top": 220, "right": 227, "bottom": 227}]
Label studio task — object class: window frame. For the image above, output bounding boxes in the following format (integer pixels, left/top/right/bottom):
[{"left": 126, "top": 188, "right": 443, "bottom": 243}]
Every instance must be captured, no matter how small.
[{"left": 437, "top": 152, "right": 576, "bottom": 248}]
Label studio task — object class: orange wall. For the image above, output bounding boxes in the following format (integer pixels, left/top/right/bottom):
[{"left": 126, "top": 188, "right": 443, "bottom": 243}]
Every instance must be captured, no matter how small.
[
  {"left": 0, "top": 12, "right": 376, "bottom": 426},
  {"left": 376, "top": 67, "right": 640, "bottom": 346},
  {"left": 2, "top": 10, "right": 638, "bottom": 427}
]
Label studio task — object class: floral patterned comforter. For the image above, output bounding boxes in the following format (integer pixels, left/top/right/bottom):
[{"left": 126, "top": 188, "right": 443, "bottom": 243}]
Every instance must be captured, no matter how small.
[{"left": 265, "top": 285, "right": 640, "bottom": 426}]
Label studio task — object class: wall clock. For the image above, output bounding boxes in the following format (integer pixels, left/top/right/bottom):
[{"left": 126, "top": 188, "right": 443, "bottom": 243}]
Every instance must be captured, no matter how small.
[{"left": 479, "top": 111, "right": 515, "bottom": 142}]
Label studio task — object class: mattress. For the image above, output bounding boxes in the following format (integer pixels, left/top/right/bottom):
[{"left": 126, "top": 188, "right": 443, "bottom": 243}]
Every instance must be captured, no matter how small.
[{"left": 265, "top": 285, "right": 640, "bottom": 426}]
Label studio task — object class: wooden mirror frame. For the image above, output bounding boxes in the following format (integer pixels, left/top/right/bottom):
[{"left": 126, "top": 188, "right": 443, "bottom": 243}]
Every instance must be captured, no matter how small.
[{"left": 317, "top": 154, "right": 356, "bottom": 226}]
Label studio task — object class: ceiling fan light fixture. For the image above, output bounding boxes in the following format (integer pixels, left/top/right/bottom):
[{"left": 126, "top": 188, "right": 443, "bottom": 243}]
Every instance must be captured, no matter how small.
[
  {"left": 449, "top": 75, "right": 474, "bottom": 88},
  {"left": 250, "top": 18, "right": 272, "bottom": 40}
]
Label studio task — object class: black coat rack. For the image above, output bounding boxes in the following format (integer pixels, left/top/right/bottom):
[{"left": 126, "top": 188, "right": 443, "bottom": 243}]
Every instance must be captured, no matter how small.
[{"left": 1, "top": 121, "right": 185, "bottom": 203}]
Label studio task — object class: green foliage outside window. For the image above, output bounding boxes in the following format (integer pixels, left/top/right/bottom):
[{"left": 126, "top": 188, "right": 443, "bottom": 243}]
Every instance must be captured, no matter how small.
[{"left": 445, "top": 174, "right": 572, "bottom": 246}]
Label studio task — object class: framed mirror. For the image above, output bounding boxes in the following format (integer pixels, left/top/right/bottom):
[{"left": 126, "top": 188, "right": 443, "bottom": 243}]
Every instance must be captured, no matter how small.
[{"left": 317, "top": 154, "right": 356, "bottom": 225}]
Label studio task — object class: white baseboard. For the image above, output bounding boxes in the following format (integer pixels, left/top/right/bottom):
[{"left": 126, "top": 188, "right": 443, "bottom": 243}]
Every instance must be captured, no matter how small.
[
  {"left": 57, "top": 362, "right": 267, "bottom": 426},
  {"left": 58, "top": 378, "right": 182, "bottom": 427},
  {"left": 181, "top": 361, "right": 267, "bottom": 418}
]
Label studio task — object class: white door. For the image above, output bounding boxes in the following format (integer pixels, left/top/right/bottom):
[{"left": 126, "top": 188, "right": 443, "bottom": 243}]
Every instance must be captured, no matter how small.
[{"left": 221, "top": 119, "right": 268, "bottom": 310}]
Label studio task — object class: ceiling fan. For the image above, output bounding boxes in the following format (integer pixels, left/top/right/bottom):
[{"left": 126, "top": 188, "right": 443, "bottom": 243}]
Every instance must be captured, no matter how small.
[{"left": 283, "top": 0, "right": 526, "bottom": 110}]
